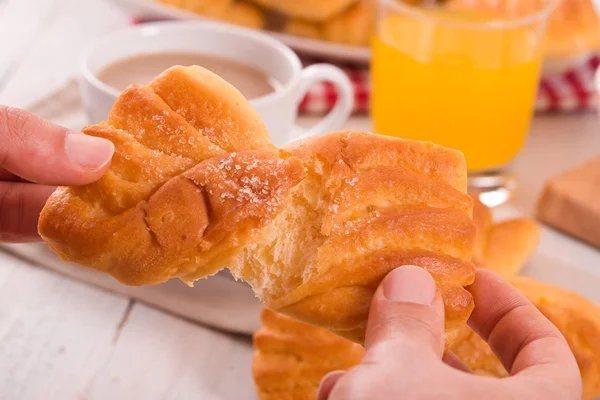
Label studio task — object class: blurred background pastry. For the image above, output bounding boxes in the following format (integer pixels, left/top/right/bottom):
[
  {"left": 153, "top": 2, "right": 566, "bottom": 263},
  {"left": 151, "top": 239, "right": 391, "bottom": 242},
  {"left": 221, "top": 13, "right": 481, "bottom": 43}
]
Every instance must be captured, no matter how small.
[
  {"left": 284, "top": 0, "right": 374, "bottom": 46},
  {"left": 221, "top": 1, "right": 266, "bottom": 28},
  {"left": 544, "top": 0, "right": 600, "bottom": 59},
  {"left": 158, "top": 0, "right": 231, "bottom": 17},
  {"left": 247, "top": 0, "right": 360, "bottom": 22},
  {"left": 157, "top": 0, "right": 266, "bottom": 28},
  {"left": 472, "top": 197, "right": 540, "bottom": 278}
]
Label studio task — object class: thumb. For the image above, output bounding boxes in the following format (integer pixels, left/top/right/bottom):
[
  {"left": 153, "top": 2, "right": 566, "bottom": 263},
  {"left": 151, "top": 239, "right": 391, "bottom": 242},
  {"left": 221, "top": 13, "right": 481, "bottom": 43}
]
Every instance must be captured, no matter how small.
[
  {"left": 0, "top": 107, "right": 114, "bottom": 185},
  {"left": 363, "top": 266, "right": 446, "bottom": 365}
]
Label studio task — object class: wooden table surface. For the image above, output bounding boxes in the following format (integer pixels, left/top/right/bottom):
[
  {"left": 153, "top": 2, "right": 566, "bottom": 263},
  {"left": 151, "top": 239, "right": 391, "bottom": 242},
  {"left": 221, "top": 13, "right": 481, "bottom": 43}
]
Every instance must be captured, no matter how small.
[{"left": 1, "top": 1, "right": 600, "bottom": 399}]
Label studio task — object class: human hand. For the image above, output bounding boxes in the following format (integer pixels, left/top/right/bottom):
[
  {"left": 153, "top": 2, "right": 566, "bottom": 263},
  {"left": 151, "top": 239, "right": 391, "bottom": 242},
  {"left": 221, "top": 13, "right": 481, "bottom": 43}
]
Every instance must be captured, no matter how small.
[
  {"left": 318, "top": 267, "right": 582, "bottom": 400},
  {"left": 0, "top": 107, "right": 114, "bottom": 242}
]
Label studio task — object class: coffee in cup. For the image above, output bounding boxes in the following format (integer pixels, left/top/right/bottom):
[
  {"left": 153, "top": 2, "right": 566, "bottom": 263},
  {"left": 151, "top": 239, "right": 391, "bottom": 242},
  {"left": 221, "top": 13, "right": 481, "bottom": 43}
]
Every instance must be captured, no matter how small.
[{"left": 97, "top": 52, "right": 283, "bottom": 100}]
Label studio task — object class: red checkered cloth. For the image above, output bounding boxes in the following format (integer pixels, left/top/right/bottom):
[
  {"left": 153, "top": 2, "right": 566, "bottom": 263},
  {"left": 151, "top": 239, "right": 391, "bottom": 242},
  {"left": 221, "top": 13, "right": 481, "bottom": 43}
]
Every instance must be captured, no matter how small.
[
  {"left": 536, "top": 55, "right": 600, "bottom": 112},
  {"left": 299, "top": 59, "right": 371, "bottom": 114},
  {"left": 301, "top": 54, "right": 600, "bottom": 115}
]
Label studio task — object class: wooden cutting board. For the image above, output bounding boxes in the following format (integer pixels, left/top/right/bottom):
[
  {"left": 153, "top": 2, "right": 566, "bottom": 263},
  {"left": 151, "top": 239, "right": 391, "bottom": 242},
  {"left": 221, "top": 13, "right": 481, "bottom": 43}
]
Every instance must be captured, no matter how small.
[{"left": 537, "top": 155, "right": 600, "bottom": 250}]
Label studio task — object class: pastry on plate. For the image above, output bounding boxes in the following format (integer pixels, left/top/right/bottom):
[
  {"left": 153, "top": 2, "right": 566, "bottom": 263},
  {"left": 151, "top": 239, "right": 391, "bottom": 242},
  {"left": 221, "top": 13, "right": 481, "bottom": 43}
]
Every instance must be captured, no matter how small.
[
  {"left": 544, "top": 0, "right": 600, "bottom": 59},
  {"left": 452, "top": 276, "right": 600, "bottom": 400},
  {"left": 252, "top": 308, "right": 365, "bottom": 400},
  {"left": 445, "top": 0, "right": 600, "bottom": 59},
  {"left": 38, "top": 65, "right": 476, "bottom": 345},
  {"left": 157, "top": 0, "right": 266, "bottom": 29},
  {"left": 248, "top": 0, "right": 360, "bottom": 22},
  {"left": 472, "top": 197, "right": 540, "bottom": 277},
  {"left": 284, "top": 0, "right": 374, "bottom": 46},
  {"left": 222, "top": 1, "right": 266, "bottom": 29},
  {"left": 157, "top": 0, "right": 231, "bottom": 17},
  {"left": 253, "top": 280, "right": 600, "bottom": 400}
]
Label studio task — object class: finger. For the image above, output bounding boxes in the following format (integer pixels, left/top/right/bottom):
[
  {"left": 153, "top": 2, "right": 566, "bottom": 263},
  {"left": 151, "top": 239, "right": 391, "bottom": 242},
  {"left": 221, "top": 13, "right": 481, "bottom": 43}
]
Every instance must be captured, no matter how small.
[
  {"left": 363, "top": 265, "right": 445, "bottom": 366},
  {"left": 468, "top": 270, "right": 579, "bottom": 379},
  {"left": 443, "top": 351, "right": 472, "bottom": 373},
  {"left": 317, "top": 371, "right": 345, "bottom": 400},
  {"left": 0, "top": 182, "right": 55, "bottom": 242},
  {"left": 0, "top": 167, "right": 22, "bottom": 182},
  {"left": 0, "top": 106, "right": 114, "bottom": 185}
]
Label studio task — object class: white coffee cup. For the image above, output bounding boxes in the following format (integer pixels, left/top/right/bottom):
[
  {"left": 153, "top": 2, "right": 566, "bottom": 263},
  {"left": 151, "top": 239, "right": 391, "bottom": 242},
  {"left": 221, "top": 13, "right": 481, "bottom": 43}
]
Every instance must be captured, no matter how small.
[{"left": 80, "top": 21, "right": 354, "bottom": 146}]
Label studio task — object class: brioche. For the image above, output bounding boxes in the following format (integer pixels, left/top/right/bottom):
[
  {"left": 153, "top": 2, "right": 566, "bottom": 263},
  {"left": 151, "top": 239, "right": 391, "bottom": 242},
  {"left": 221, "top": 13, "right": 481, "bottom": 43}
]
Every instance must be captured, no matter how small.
[
  {"left": 247, "top": 0, "right": 359, "bottom": 22},
  {"left": 157, "top": 0, "right": 266, "bottom": 29},
  {"left": 445, "top": 0, "right": 600, "bottom": 59},
  {"left": 222, "top": 2, "right": 266, "bottom": 29},
  {"left": 472, "top": 198, "right": 540, "bottom": 277},
  {"left": 39, "top": 65, "right": 476, "bottom": 345},
  {"left": 284, "top": 0, "right": 374, "bottom": 47},
  {"left": 452, "top": 277, "right": 600, "bottom": 400},
  {"left": 252, "top": 308, "right": 365, "bottom": 400},
  {"left": 544, "top": 0, "right": 600, "bottom": 59},
  {"left": 157, "top": 0, "right": 231, "bottom": 17}
]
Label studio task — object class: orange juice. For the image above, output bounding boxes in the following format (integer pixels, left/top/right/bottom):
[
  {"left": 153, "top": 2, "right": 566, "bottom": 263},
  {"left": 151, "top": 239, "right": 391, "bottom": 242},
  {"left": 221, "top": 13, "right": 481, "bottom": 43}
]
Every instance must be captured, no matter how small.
[{"left": 372, "top": 10, "right": 543, "bottom": 172}]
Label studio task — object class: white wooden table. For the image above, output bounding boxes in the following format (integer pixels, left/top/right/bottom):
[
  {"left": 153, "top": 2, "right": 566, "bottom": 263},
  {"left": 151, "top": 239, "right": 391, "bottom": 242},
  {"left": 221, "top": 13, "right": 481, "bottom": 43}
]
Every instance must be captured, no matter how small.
[
  {"left": 1, "top": 1, "right": 600, "bottom": 399},
  {"left": 0, "top": 2, "right": 257, "bottom": 399}
]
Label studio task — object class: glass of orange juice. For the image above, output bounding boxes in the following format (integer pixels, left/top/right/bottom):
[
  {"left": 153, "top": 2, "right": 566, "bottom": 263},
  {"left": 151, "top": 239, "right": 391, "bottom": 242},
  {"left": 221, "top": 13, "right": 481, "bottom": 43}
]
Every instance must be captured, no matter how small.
[{"left": 372, "top": 0, "right": 554, "bottom": 205}]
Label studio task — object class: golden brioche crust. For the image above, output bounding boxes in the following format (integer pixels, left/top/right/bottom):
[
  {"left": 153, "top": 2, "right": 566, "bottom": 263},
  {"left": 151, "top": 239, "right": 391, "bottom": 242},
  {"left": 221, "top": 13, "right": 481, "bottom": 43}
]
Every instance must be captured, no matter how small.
[
  {"left": 472, "top": 198, "right": 540, "bottom": 277},
  {"left": 39, "top": 66, "right": 288, "bottom": 285},
  {"left": 39, "top": 66, "right": 476, "bottom": 346},
  {"left": 236, "top": 131, "right": 476, "bottom": 344},
  {"left": 253, "top": 309, "right": 365, "bottom": 400},
  {"left": 452, "top": 277, "right": 600, "bottom": 400},
  {"left": 284, "top": 0, "right": 374, "bottom": 46}
]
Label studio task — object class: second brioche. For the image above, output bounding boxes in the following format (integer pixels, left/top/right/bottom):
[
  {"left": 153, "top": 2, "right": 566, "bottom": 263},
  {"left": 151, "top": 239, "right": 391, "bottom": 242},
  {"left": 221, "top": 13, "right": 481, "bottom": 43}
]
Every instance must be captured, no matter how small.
[
  {"left": 253, "top": 309, "right": 365, "bottom": 400},
  {"left": 453, "top": 277, "right": 600, "bottom": 400}
]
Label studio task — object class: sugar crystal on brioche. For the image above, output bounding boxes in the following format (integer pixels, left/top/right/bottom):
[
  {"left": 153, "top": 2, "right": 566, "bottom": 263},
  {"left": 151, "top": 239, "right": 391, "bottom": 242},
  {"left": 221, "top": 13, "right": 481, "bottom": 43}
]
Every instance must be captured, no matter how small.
[{"left": 38, "top": 65, "right": 476, "bottom": 345}]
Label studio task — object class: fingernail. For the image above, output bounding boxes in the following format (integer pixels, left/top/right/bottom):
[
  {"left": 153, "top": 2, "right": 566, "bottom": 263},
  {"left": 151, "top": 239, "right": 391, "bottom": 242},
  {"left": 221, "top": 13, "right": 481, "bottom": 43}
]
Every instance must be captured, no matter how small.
[
  {"left": 317, "top": 371, "right": 345, "bottom": 400},
  {"left": 65, "top": 133, "right": 114, "bottom": 170},
  {"left": 383, "top": 266, "right": 436, "bottom": 304}
]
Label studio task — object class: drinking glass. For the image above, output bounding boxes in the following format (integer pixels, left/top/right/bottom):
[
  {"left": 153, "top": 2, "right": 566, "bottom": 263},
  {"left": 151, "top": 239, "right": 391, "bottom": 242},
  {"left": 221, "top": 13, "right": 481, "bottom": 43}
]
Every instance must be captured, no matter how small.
[{"left": 372, "top": 0, "right": 555, "bottom": 206}]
